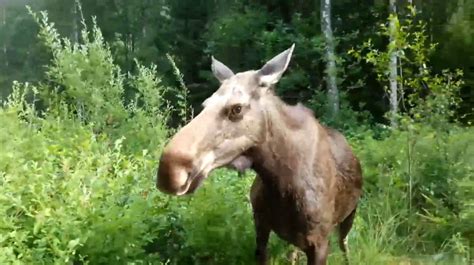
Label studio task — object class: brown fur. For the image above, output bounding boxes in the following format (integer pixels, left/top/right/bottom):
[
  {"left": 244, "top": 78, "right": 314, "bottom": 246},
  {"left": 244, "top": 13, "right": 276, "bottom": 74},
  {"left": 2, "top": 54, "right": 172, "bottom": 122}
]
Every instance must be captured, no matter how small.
[
  {"left": 157, "top": 150, "right": 193, "bottom": 194},
  {"left": 246, "top": 94, "right": 362, "bottom": 265},
  {"left": 156, "top": 46, "right": 363, "bottom": 265}
]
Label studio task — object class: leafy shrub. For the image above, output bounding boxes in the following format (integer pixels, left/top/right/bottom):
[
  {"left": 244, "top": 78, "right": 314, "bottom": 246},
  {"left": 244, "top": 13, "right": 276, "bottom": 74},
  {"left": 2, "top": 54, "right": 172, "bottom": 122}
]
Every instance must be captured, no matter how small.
[
  {"left": 0, "top": 9, "right": 172, "bottom": 264},
  {"left": 351, "top": 125, "right": 473, "bottom": 263},
  {"left": 29, "top": 9, "right": 170, "bottom": 155},
  {"left": 0, "top": 86, "right": 166, "bottom": 264}
]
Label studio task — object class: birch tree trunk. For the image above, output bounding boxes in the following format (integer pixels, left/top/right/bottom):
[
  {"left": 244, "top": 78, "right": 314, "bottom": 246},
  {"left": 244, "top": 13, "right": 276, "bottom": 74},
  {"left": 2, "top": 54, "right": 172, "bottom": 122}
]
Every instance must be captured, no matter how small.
[
  {"left": 388, "top": 0, "right": 398, "bottom": 127},
  {"left": 72, "top": 2, "right": 79, "bottom": 43},
  {"left": 321, "top": 0, "right": 339, "bottom": 117},
  {"left": 2, "top": 6, "right": 7, "bottom": 67}
]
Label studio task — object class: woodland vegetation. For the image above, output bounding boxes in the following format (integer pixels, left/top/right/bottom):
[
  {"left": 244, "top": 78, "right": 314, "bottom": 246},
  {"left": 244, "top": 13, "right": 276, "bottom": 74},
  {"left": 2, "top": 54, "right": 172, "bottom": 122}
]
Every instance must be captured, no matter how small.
[{"left": 0, "top": 0, "right": 472, "bottom": 264}]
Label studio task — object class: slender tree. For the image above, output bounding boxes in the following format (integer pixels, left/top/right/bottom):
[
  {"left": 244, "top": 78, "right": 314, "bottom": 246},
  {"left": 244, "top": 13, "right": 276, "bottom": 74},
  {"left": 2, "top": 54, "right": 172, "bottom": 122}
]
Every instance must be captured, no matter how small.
[
  {"left": 2, "top": 5, "right": 7, "bottom": 68},
  {"left": 321, "top": 0, "right": 339, "bottom": 117},
  {"left": 388, "top": 0, "right": 399, "bottom": 127},
  {"left": 72, "top": 1, "right": 79, "bottom": 43}
]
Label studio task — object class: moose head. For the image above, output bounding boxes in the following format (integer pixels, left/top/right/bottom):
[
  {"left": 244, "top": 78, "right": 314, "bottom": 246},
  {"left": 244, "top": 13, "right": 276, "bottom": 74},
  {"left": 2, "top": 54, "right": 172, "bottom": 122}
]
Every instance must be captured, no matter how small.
[{"left": 156, "top": 44, "right": 295, "bottom": 195}]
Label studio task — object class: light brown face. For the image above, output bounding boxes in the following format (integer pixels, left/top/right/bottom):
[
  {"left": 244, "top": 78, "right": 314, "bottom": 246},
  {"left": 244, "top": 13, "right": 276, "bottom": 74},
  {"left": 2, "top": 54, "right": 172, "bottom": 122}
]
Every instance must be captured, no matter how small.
[{"left": 156, "top": 44, "right": 295, "bottom": 195}]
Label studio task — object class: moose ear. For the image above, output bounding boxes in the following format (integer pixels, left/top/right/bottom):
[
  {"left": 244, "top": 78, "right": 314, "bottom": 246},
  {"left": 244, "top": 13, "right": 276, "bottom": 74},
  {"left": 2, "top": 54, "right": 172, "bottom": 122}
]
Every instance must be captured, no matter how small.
[
  {"left": 258, "top": 44, "right": 295, "bottom": 86},
  {"left": 211, "top": 56, "right": 235, "bottom": 83}
]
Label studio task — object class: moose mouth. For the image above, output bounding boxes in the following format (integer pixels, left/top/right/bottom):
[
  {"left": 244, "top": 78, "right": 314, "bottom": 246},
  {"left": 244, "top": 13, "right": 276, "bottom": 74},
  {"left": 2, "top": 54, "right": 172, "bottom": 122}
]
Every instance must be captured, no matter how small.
[
  {"left": 174, "top": 172, "right": 206, "bottom": 196},
  {"left": 180, "top": 155, "right": 253, "bottom": 195},
  {"left": 184, "top": 173, "right": 206, "bottom": 195}
]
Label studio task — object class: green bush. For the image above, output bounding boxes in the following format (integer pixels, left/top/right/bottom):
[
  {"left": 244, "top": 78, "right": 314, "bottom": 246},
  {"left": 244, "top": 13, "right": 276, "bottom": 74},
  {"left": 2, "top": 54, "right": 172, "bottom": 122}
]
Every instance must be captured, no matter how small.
[
  {"left": 29, "top": 9, "right": 170, "bottom": 155},
  {"left": 0, "top": 88, "right": 166, "bottom": 264},
  {"left": 0, "top": 10, "right": 172, "bottom": 264},
  {"left": 351, "top": 125, "right": 473, "bottom": 264}
]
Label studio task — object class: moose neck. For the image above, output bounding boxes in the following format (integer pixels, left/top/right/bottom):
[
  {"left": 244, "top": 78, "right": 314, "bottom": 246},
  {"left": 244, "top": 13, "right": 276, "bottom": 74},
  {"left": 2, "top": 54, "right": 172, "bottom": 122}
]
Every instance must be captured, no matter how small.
[{"left": 249, "top": 94, "right": 320, "bottom": 191}]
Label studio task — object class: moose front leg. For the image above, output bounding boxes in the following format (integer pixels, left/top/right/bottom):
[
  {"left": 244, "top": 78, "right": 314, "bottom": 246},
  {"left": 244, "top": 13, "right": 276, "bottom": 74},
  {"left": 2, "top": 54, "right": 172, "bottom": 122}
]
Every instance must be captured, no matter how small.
[
  {"left": 254, "top": 218, "right": 270, "bottom": 265},
  {"left": 250, "top": 177, "right": 271, "bottom": 265},
  {"left": 305, "top": 237, "right": 329, "bottom": 265}
]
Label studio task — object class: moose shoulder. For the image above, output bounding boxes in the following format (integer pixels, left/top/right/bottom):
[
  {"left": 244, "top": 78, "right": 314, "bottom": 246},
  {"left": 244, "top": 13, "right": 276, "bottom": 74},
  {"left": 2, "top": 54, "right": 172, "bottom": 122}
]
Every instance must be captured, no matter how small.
[{"left": 156, "top": 44, "right": 363, "bottom": 265}]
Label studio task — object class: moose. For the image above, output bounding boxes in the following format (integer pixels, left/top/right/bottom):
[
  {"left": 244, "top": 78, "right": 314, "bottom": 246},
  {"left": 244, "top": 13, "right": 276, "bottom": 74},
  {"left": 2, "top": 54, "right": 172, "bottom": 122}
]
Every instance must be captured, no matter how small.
[{"left": 156, "top": 44, "right": 363, "bottom": 265}]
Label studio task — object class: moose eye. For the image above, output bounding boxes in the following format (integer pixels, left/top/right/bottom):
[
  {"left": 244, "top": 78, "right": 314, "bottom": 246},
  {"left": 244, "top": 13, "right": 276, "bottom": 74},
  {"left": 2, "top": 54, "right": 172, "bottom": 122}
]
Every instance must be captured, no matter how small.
[
  {"left": 231, "top": 105, "right": 242, "bottom": 115},
  {"left": 228, "top": 104, "right": 244, "bottom": 120}
]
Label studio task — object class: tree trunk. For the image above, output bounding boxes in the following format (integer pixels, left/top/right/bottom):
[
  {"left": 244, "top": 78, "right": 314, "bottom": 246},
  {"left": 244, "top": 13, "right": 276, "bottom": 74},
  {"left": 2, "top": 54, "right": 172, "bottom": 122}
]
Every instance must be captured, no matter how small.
[
  {"left": 2, "top": 6, "right": 7, "bottom": 67},
  {"left": 141, "top": 0, "right": 148, "bottom": 38},
  {"left": 388, "top": 0, "right": 398, "bottom": 127},
  {"left": 72, "top": 2, "right": 79, "bottom": 43},
  {"left": 321, "top": 0, "right": 339, "bottom": 117}
]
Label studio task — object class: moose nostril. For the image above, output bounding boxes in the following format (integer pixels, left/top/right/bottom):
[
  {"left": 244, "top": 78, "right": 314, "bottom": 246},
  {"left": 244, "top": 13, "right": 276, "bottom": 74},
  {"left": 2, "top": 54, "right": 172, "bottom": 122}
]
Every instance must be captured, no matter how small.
[
  {"left": 156, "top": 151, "right": 193, "bottom": 194},
  {"left": 156, "top": 146, "right": 195, "bottom": 194},
  {"left": 156, "top": 167, "right": 189, "bottom": 194}
]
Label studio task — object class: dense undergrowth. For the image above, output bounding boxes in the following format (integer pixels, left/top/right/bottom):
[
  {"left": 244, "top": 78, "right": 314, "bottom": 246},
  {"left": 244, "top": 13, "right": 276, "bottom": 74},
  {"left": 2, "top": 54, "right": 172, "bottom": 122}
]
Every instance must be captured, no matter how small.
[{"left": 0, "top": 9, "right": 472, "bottom": 265}]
